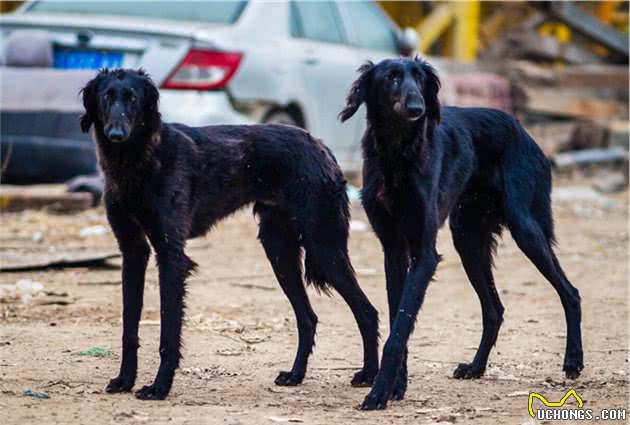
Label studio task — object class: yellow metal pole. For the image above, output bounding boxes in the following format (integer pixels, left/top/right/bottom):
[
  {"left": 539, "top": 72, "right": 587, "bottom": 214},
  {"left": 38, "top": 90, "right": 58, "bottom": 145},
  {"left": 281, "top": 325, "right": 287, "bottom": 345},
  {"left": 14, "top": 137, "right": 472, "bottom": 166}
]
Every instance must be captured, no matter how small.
[
  {"left": 452, "top": 0, "right": 480, "bottom": 62},
  {"left": 417, "top": 4, "right": 454, "bottom": 54}
]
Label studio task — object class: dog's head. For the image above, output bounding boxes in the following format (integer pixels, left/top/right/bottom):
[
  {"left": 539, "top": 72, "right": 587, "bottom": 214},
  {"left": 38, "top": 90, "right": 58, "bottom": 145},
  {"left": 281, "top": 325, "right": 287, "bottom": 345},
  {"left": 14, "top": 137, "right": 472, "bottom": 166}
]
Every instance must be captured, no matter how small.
[
  {"left": 339, "top": 57, "right": 441, "bottom": 125},
  {"left": 80, "top": 69, "right": 160, "bottom": 143}
]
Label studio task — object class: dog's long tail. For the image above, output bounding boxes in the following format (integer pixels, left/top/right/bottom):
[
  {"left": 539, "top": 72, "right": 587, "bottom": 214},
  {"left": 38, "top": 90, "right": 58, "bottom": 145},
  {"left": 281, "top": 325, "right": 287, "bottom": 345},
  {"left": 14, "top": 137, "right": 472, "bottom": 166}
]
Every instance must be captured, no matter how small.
[{"left": 300, "top": 165, "right": 354, "bottom": 295}]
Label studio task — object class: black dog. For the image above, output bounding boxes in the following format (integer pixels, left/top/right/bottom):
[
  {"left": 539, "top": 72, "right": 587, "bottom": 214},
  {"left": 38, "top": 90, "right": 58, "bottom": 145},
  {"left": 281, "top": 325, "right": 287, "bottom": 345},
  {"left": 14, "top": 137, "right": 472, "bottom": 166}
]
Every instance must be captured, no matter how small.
[
  {"left": 80, "top": 69, "right": 379, "bottom": 400},
  {"left": 339, "top": 58, "right": 583, "bottom": 410}
]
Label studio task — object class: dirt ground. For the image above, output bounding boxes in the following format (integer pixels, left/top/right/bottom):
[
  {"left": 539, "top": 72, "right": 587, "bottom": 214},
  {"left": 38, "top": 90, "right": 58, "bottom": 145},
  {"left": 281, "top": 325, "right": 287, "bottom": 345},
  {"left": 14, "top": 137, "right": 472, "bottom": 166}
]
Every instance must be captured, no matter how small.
[{"left": 1, "top": 177, "right": 628, "bottom": 425}]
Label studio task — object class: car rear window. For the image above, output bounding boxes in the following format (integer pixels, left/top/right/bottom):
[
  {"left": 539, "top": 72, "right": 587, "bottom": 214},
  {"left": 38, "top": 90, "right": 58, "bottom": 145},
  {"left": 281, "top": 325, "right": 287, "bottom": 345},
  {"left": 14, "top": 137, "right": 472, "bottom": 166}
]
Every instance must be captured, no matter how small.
[{"left": 27, "top": 1, "right": 247, "bottom": 24}]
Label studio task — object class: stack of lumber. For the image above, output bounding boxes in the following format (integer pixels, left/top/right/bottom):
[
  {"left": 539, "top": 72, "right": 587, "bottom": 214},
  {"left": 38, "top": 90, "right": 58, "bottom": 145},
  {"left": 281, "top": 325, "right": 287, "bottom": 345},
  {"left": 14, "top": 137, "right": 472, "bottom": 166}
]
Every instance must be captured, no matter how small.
[
  {"left": 500, "top": 60, "right": 628, "bottom": 173},
  {"left": 474, "top": 2, "right": 628, "bottom": 181},
  {"left": 506, "top": 61, "right": 628, "bottom": 121}
]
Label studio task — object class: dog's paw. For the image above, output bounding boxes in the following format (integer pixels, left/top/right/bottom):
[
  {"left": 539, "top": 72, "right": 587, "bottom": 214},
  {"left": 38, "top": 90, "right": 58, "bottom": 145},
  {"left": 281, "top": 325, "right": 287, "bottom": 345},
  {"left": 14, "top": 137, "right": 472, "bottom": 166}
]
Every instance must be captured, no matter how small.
[
  {"left": 390, "top": 378, "right": 407, "bottom": 401},
  {"left": 351, "top": 368, "right": 377, "bottom": 387},
  {"left": 105, "top": 375, "right": 135, "bottom": 393},
  {"left": 453, "top": 363, "right": 485, "bottom": 379},
  {"left": 135, "top": 383, "right": 169, "bottom": 400},
  {"left": 361, "top": 388, "right": 389, "bottom": 410},
  {"left": 565, "top": 369, "right": 581, "bottom": 380},
  {"left": 274, "top": 371, "right": 304, "bottom": 386},
  {"left": 563, "top": 361, "right": 583, "bottom": 380}
]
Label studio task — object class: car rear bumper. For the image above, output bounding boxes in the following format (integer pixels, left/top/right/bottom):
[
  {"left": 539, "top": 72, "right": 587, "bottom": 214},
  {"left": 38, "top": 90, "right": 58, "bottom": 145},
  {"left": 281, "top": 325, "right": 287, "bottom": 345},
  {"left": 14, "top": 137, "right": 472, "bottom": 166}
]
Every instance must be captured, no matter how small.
[{"left": 159, "top": 90, "right": 253, "bottom": 126}]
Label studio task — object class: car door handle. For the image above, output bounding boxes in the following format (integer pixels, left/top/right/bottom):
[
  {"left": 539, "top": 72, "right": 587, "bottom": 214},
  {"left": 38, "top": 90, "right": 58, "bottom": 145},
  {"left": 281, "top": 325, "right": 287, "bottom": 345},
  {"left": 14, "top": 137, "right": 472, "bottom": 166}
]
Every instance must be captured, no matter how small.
[{"left": 304, "top": 57, "right": 319, "bottom": 65}]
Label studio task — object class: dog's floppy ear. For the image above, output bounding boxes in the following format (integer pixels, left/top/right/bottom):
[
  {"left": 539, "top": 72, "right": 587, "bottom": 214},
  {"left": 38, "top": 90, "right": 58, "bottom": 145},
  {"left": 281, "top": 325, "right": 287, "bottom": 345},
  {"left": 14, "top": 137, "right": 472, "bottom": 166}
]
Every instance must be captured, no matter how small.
[
  {"left": 418, "top": 58, "right": 441, "bottom": 125},
  {"left": 338, "top": 61, "right": 374, "bottom": 122},
  {"left": 79, "top": 69, "right": 108, "bottom": 133},
  {"left": 138, "top": 69, "right": 162, "bottom": 134}
]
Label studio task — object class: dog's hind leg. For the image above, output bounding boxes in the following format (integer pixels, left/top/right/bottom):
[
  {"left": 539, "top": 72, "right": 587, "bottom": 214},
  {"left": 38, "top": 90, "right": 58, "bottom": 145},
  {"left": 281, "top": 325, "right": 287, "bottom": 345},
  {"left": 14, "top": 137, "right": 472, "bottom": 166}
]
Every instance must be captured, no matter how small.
[
  {"left": 333, "top": 256, "right": 380, "bottom": 387},
  {"left": 507, "top": 212, "right": 583, "bottom": 379},
  {"left": 504, "top": 133, "right": 583, "bottom": 379},
  {"left": 449, "top": 197, "right": 504, "bottom": 379},
  {"left": 303, "top": 235, "right": 380, "bottom": 387},
  {"left": 256, "top": 204, "right": 318, "bottom": 386}
]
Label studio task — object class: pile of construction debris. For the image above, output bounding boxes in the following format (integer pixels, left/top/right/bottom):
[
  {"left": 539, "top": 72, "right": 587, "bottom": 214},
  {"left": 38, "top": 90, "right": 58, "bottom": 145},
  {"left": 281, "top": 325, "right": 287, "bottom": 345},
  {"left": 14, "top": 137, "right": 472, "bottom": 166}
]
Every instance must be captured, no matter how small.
[
  {"left": 482, "top": 2, "right": 629, "bottom": 192},
  {"left": 506, "top": 61, "right": 627, "bottom": 167}
]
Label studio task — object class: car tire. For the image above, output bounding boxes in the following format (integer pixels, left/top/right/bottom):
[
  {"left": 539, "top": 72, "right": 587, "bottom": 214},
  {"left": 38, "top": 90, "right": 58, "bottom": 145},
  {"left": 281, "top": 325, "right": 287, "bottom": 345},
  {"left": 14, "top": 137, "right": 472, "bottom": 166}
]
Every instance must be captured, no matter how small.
[{"left": 263, "top": 110, "right": 299, "bottom": 127}]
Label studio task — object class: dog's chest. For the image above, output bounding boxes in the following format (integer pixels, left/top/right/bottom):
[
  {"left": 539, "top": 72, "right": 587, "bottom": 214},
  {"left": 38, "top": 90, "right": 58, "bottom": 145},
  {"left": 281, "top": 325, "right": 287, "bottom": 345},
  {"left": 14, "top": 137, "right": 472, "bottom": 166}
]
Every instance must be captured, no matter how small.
[
  {"left": 370, "top": 177, "right": 427, "bottom": 219},
  {"left": 106, "top": 173, "right": 164, "bottom": 217}
]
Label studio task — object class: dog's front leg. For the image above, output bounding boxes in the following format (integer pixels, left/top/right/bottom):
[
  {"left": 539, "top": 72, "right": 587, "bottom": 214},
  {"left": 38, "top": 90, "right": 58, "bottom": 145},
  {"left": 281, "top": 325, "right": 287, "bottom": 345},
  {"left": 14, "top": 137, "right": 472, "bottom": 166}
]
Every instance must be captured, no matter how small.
[
  {"left": 135, "top": 241, "right": 194, "bottom": 400},
  {"left": 383, "top": 240, "right": 410, "bottom": 400},
  {"left": 105, "top": 204, "right": 150, "bottom": 393},
  {"left": 362, "top": 244, "right": 439, "bottom": 410}
]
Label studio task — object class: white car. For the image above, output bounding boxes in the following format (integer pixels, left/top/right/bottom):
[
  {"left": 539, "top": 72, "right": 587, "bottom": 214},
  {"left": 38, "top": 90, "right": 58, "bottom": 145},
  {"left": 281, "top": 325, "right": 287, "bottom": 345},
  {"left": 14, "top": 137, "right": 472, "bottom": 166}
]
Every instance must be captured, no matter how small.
[{"left": 0, "top": 1, "right": 416, "bottom": 180}]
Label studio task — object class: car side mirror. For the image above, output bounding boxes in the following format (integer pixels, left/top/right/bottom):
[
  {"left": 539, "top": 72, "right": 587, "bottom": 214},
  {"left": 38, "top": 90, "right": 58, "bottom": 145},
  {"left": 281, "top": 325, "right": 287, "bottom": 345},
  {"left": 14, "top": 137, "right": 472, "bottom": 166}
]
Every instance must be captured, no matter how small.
[{"left": 398, "top": 27, "right": 419, "bottom": 56}]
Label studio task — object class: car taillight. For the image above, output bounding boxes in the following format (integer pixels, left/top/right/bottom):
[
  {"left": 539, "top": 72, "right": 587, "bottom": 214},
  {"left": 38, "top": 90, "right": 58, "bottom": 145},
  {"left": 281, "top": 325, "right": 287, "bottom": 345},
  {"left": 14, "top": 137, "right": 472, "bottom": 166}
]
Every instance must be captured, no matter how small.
[{"left": 162, "top": 49, "right": 243, "bottom": 90}]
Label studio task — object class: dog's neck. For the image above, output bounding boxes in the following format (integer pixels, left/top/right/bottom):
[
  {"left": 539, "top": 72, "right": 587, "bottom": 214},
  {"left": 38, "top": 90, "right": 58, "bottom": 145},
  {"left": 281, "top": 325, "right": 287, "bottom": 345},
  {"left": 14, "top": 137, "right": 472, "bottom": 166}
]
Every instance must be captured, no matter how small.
[
  {"left": 365, "top": 113, "right": 435, "bottom": 172},
  {"left": 93, "top": 122, "right": 162, "bottom": 192}
]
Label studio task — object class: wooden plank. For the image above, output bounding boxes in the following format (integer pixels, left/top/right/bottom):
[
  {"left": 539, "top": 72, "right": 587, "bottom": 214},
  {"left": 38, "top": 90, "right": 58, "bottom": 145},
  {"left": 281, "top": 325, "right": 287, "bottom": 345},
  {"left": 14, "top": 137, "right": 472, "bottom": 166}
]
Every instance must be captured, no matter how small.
[
  {"left": 0, "top": 249, "right": 119, "bottom": 272},
  {"left": 0, "top": 184, "right": 92, "bottom": 212},
  {"left": 552, "top": 147, "right": 628, "bottom": 169},
  {"left": 522, "top": 87, "right": 627, "bottom": 119},
  {"left": 560, "top": 65, "right": 629, "bottom": 87},
  {"left": 506, "top": 61, "right": 629, "bottom": 87}
]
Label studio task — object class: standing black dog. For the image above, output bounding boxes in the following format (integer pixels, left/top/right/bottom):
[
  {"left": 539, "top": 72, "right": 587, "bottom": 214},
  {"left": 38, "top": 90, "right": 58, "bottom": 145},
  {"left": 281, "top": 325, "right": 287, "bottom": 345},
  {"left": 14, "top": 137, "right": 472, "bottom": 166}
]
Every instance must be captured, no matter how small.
[
  {"left": 339, "top": 58, "right": 583, "bottom": 410},
  {"left": 80, "top": 69, "right": 379, "bottom": 400}
]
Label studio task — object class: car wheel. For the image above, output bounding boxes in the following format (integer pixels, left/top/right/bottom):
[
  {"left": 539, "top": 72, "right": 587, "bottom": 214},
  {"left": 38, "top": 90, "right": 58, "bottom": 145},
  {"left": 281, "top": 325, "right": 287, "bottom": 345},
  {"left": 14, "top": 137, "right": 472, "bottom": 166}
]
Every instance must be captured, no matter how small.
[{"left": 264, "top": 110, "right": 299, "bottom": 127}]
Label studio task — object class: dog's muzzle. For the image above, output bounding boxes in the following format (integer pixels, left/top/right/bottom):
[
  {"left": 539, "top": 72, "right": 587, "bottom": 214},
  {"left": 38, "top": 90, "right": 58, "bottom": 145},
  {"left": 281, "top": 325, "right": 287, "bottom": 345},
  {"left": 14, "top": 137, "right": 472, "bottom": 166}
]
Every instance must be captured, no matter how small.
[
  {"left": 107, "top": 127, "right": 126, "bottom": 142},
  {"left": 405, "top": 102, "right": 425, "bottom": 121}
]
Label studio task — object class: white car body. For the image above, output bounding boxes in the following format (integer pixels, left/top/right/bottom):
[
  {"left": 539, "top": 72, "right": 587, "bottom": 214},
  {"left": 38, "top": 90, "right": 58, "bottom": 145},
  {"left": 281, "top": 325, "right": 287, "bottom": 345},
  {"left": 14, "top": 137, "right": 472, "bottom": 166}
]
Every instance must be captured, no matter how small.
[{"left": 1, "top": 1, "right": 413, "bottom": 173}]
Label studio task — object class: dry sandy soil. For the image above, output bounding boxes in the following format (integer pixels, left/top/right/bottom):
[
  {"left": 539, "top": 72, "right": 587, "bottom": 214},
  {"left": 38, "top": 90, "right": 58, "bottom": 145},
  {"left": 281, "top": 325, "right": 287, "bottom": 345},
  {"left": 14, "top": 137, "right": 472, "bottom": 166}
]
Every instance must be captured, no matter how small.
[{"left": 1, "top": 179, "right": 628, "bottom": 425}]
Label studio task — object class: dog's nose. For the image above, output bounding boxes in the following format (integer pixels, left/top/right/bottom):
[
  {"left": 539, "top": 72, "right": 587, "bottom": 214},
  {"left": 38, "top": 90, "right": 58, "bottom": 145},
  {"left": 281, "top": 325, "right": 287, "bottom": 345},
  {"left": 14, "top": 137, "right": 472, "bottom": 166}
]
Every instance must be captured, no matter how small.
[
  {"left": 107, "top": 128, "right": 125, "bottom": 142},
  {"left": 406, "top": 102, "right": 425, "bottom": 118}
]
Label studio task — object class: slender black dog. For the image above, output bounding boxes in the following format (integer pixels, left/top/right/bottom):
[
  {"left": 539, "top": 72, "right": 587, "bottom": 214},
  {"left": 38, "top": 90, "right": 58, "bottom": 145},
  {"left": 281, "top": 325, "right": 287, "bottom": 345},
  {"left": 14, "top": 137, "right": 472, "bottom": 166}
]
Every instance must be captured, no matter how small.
[
  {"left": 339, "top": 57, "right": 583, "bottom": 410},
  {"left": 80, "top": 69, "right": 379, "bottom": 400}
]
